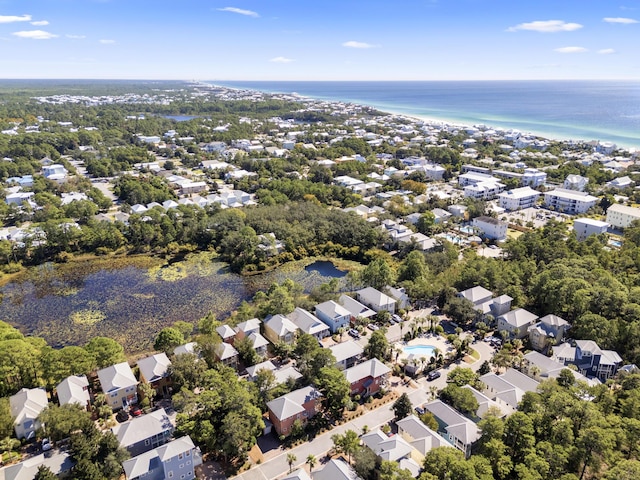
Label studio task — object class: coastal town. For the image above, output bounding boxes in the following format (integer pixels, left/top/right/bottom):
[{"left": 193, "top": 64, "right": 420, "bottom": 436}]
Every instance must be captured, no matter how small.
[{"left": 1, "top": 81, "right": 640, "bottom": 480}]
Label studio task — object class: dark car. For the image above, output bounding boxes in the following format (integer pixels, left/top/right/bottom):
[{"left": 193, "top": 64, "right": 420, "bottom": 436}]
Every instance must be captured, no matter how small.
[
  {"left": 414, "top": 406, "right": 425, "bottom": 415},
  {"left": 116, "top": 410, "right": 130, "bottom": 422},
  {"left": 130, "top": 405, "right": 143, "bottom": 417},
  {"left": 427, "top": 370, "right": 441, "bottom": 381}
]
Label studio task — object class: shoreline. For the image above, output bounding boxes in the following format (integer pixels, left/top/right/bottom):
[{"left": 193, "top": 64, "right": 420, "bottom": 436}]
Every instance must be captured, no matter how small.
[{"left": 208, "top": 81, "right": 640, "bottom": 152}]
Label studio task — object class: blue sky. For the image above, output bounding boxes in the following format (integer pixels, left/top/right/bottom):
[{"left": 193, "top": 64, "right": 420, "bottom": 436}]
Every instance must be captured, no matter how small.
[{"left": 0, "top": 0, "right": 639, "bottom": 80}]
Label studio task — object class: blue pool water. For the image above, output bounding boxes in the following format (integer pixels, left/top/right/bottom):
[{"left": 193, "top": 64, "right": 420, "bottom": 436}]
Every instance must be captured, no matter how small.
[{"left": 403, "top": 345, "right": 436, "bottom": 357}]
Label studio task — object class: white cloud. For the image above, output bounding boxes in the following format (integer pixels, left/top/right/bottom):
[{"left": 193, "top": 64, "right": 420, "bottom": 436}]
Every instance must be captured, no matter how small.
[
  {"left": 603, "top": 17, "right": 638, "bottom": 24},
  {"left": 554, "top": 46, "right": 588, "bottom": 53},
  {"left": 270, "top": 56, "right": 294, "bottom": 63},
  {"left": 342, "top": 40, "right": 378, "bottom": 49},
  {"left": 99, "top": 39, "right": 116, "bottom": 44},
  {"left": 0, "top": 14, "right": 31, "bottom": 24},
  {"left": 217, "top": 7, "right": 259, "bottom": 18},
  {"left": 598, "top": 48, "right": 616, "bottom": 54},
  {"left": 30, "top": 20, "right": 49, "bottom": 26},
  {"left": 12, "top": 30, "right": 58, "bottom": 40},
  {"left": 66, "top": 34, "right": 86, "bottom": 39},
  {"left": 507, "top": 20, "right": 583, "bottom": 33}
]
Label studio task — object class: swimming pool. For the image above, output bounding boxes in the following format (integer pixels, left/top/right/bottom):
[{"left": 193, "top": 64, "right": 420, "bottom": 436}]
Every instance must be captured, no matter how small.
[{"left": 402, "top": 345, "right": 436, "bottom": 357}]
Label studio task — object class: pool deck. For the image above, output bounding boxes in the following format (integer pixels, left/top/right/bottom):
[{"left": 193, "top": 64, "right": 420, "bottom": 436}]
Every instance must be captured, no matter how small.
[{"left": 396, "top": 335, "right": 451, "bottom": 362}]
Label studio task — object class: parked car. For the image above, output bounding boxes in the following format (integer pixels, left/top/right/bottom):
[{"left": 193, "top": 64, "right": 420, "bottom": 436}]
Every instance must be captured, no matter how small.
[
  {"left": 427, "top": 370, "right": 441, "bottom": 381},
  {"left": 116, "top": 410, "right": 129, "bottom": 422},
  {"left": 392, "top": 314, "right": 403, "bottom": 323},
  {"left": 414, "top": 406, "right": 425, "bottom": 415},
  {"left": 367, "top": 323, "right": 379, "bottom": 331},
  {"left": 41, "top": 438, "right": 52, "bottom": 452},
  {"left": 130, "top": 405, "right": 143, "bottom": 417},
  {"left": 348, "top": 328, "right": 361, "bottom": 339}
]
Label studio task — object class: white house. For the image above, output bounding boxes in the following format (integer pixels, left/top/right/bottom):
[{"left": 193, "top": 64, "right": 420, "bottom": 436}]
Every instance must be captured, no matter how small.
[
  {"left": 356, "top": 287, "right": 397, "bottom": 314},
  {"left": 563, "top": 174, "right": 589, "bottom": 191},
  {"left": 56, "top": 375, "right": 90, "bottom": 408},
  {"left": 472, "top": 216, "right": 508, "bottom": 240},
  {"left": 10, "top": 388, "right": 48, "bottom": 440},
  {"left": 497, "top": 308, "right": 539, "bottom": 339},
  {"left": 606, "top": 204, "right": 640, "bottom": 229},
  {"left": 97, "top": 362, "right": 139, "bottom": 410},
  {"left": 522, "top": 168, "right": 547, "bottom": 187},
  {"left": 572, "top": 218, "right": 609, "bottom": 241},
  {"left": 315, "top": 300, "right": 352, "bottom": 333}
]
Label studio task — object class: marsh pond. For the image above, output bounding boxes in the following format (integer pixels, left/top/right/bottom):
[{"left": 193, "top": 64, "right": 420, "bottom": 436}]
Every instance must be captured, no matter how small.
[{"left": 0, "top": 254, "right": 350, "bottom": 352}]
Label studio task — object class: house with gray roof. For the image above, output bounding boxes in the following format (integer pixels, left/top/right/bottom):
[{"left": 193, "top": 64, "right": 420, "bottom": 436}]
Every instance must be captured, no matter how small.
[
  {"left": 356, "top": 287, "right": 397, "bottom": 314},
  {"left": 423, "top": 400, "right": 481, "bottom": 458},
  {"left": 338, "top": 294, "right": 376, "bottom": 321},
  {"left": 122, "top": 435, "right": 202, "bottom": 480},
  {"left": 247, "top": 331, "right": 270, "bottom": 357},
  {"left": 289, "top": 307, "right": 330, "bottom": 340},
  {"left": 245, "top": 360, "right": 302, "bottom": 385},
  {"left": 497, "top": 308, "right": 539, "bottom": 339},
  {"left": 137, "top": 353, "right": 172, "bottom": 397},
  {"left": 528, "top": 314, "right": 570, "bottom": 351},
  {"left": 112, "top": 408, "right": 174, "bottom": 457},
  {"left": 361, "top": 428, "right": 414, "bottom": 461},
  {"left": 457, "top": 286, "right": 512, "bottom": 319},
  {"left": 266, "top": 386, "right": 322, "bottom": 436},
  {"left": 313, "top": 458, "right": 359, "bottom": 480},
  {"left": 173, "top": 342, "right": 198, "bottom": 356},
  {"left": 548, "top": 340, "right": 622, "bottom": 381},
  {"left": 214, "top": 342, "right": 239, "bottom": 368},
  {"left": 235, "top": 318, "right": 261, "bottom": 340},
  {"left": 329, "top": 340, "right": 364, "bottom": 369},
  {"left": 1, "top": 452, "right": 74, "bottom": 480},
  {"left": 479, "top": 368, "right": 540, "bottom": 412},
  {"left": 315, "top": 300, "right": 351, "bottom": 333},
  {"left": 263, "top": 314, "right": 298, "bottom": 345},
  {"left": 461, "top": 385, "right": 509, "bottom": 419},
  {"left": 343, "top": 358, "right": 391, "bottom": 396},
  {"left": 9, "top": 388, "right": 48, "bottom": 440},
  {"left": 97, "top": 362, "right": 139, "bottom": 410},
  {"left": 56, "top": 375, "right": 90, "bottom": 409},
  {"left": 396, "top": 414, "right": 454, "bottom": 456},
  {"left": 216, "top": 324, "right": 236, "bottom": 343},
  {"left": 281, "top": 469, "right": 312, "bottom": 480}
]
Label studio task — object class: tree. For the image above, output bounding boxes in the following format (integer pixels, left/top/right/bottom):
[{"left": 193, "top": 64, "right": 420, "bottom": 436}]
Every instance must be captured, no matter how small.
[
  {"left": 34, "top": 466, "right": 57, "bottom": 480},
  {"left": 420, "top": 412, "right": 439, "bottom": 431},
  {"left": 439, "top": 384, "right": 479, "bottom": 415},
  {"left": 416, "top": 212, "right": 436, "bottom": 235},
  {"left": 446, "top": 367, "right": 480, "bottom": 388},
  {"left": 306, "top": 454, "right": 317, "bottom": 473},
  {"left": 399, "top": 250, "right": 428, "bottom": 282},
  {"left": 168, "top": 353, "right": 207, "bottom": 391},
  {"left": 380, "top": 460, "right": 414, "bottom": 480},
  {"left": 172, "top": 321, "right": 194, "bottom": 340},
  {"left": 234, "top": 336, "right": 260, "bottom": 366},
  {"left": 393, "top": 393, "right": 413, "bottom": 421},
  {"left": 364, "top": 329, "right": 389, "bottom": 361},
  {"left": 0, "top": 397, "right": 15, "bottom": 439},
  {"left": 85, "top": 337, "right": 125, "bottom": 369},
  {"left": 361, "top": 257, "right": 395, "bottom": 291},
  {"left": 39, "top": 404, "right": 94, "bottom": 442},
  {"left": 287, "top": 453, "right": 297, "bottom": 473},
  {"left": 317, "top": 366, "right": 350, "bottom": 418},
  {"left": 41, "top": 346, "right": 95, "bottom": 388},
  {"left": 154, "top": 327, "right": 184, "bottom": 354},
  {"left": 332, "top": 429, "right": 360, "bottom": 464},
  {"left": 354, "top": 445, "right": 379, "bottom": 480}
]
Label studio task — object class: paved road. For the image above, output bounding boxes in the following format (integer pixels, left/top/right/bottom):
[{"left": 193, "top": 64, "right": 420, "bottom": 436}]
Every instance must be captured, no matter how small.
[{"left": 233, "top": 340, "right": 495, "bottom": 480}]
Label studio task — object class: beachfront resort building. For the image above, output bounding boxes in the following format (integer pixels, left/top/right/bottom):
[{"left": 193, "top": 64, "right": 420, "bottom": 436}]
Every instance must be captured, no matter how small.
[
  {"left": 606, "top": 204, "right": 640, "bottom": 229},
  {"left": 543, "top": 189, "right": 598, "bottom": 215}
]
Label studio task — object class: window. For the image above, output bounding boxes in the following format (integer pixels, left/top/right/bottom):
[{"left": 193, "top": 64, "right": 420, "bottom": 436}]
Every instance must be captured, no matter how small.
[
  {"left": 168, "top": 472, "right": 173, "bottom": 478},
  {"left": 186, "top": 461, "right": 191, "bottom": 466},
  {"left": 186, "top": 451, "right": 190, "bottom": 457},
  {"left": 178, "top": 453, "right": 183, "bottom": 460},
  {"left": 145, "top": 439, "right": 150, "bottom": 446}
]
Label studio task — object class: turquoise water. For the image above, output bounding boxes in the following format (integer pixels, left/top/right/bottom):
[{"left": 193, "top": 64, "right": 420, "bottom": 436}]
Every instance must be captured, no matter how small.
[
  {"left": 211, "top": 80, "right": 640, "bottom": 149},
  {"left": 403, "top": 345, "right": 436, "bottom": 357}
]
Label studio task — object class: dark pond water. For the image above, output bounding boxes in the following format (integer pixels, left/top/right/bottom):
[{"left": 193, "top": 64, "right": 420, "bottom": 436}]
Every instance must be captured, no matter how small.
[
  {"left": 0, "top": 256, "right": 349, "bottom": 352},
  {"left": 304, "top": 260, "right": 347, "bottom": 278}
]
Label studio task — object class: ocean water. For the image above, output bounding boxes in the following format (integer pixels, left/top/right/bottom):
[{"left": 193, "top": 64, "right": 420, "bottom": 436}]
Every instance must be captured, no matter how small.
[{"left": 211, "top": 80, "right": 640, "bottom": 150}]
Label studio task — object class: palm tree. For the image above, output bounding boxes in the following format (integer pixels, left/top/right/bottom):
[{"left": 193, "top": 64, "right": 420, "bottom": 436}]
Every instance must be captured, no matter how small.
[
  {"left": 287, "top": 453, "right": 297, "bottom": 473},
  {"left": 306, "top": 454, "right": 317, "bottom": 473},
  {"left": 361, "top": 425, "right": 370, "bottom": 435}
]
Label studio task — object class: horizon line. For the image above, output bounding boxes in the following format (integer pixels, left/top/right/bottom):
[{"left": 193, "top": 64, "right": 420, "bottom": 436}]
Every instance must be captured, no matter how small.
[{"left": 0, "top": 77, "right": 639, "bottom": 82}]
